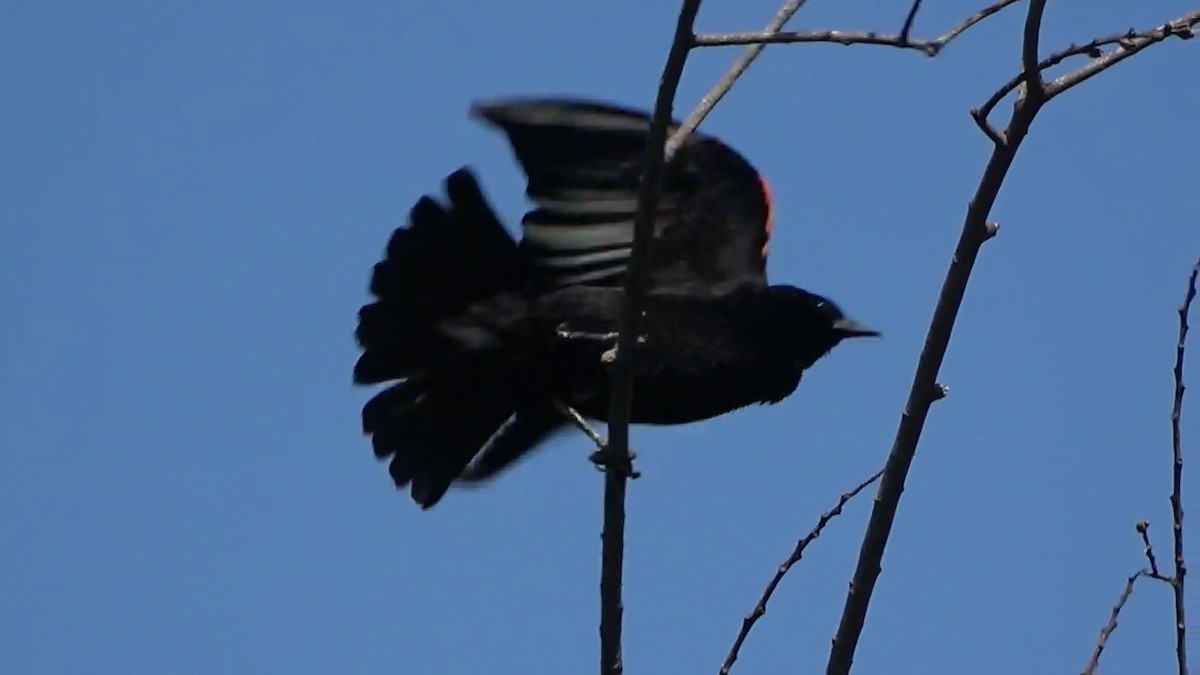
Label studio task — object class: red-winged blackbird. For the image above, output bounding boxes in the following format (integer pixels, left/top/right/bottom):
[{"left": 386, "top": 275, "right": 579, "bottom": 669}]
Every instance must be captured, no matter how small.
[{"left": 354, "top": 98, "right": 878, "bottom": 509}]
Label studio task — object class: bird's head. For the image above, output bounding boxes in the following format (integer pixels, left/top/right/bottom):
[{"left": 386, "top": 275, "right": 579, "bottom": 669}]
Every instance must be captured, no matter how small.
[{"left": 768, "top": 286, "right": 880, "bottom": 368}]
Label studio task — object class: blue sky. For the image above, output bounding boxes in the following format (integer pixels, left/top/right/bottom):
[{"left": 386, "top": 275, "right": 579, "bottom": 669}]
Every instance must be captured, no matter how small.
[{"left": 3, "top": 1, "right": 1198, "bottom": 672}]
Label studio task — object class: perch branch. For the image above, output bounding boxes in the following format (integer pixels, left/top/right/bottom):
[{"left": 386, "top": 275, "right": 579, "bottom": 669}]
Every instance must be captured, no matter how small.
[{"left": 598, "top": 1, "right": 702, "bottom": 673}]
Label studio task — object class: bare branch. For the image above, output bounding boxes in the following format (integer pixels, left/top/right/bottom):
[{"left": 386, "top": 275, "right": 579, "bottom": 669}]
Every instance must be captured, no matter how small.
[
  {"left": 826, "top": 4, "right": 1196, "bottom": 672},
  {"left": 899, "top": 0, "right": 924, "bottom": 45},
  {"left": 720, "top": 469, "right": 884, "bottom": 675},
  {"left": 975, "top": 12, "right": 1200, "bottom": 126},
  {"left": 693, "top": 29, "right": 947, "bottom": 54},
  {"left": 694, "top": 0, "right": 1022, "bottom": 57},
  {"left": 1169, "top": 258, "right": 1198, "bottom": 675},
  {"left": 1020, "top": 0, "right": 1048, "bottom": 97},
  {"left": 1137, "top": 521, "right": 1163, "bottom": 578},
  {"left": 938, "top": 0, "right": 1024, "bottom": 46},
  {"left": 1083, "top": 571, "right": 1148, "bottom": 675},
  {"left": 823, "top": 4, "right": 1049, "bottom": 669},
  {"left": 1085, "top": 261, "right": 1195, "bottom": 673},
  {"left": 1047, "top": 15, "right": 1199, "bottom": 98},
  {"left": 599, "top": 1, "right": 703, "bottom": 672},
  {"left": 665, "top": 0, "right": 814, "bottom": 159}
]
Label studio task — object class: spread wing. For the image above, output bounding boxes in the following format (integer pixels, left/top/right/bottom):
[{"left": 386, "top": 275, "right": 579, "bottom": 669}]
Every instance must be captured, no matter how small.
[{"left": 472, "top": 98, "right": 774, "bottom": 295}]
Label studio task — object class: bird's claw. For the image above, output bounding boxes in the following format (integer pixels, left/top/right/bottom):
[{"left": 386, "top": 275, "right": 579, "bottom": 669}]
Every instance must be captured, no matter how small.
[
  {"left": 557, "top": 326, "right": 620, "bottom": 342},
  {"left": 556, "top": 324, "right": 647, "bottom": 350},
  {"left": 589, "top": 447, "right": 640, "bottom": 479}
]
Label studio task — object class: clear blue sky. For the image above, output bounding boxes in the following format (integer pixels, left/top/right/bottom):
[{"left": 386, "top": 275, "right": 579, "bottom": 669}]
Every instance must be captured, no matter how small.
[{"left": 3, "top": 1, "right": 1198, "bottom": 672}]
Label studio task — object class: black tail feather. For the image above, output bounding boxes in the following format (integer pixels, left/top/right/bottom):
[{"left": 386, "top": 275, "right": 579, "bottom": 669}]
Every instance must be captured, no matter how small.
[
  {"left": 365, "top": 369, "right": 517, "bottom": 509},
  {"left": 356, "top": 168, "right": 531, "bottom": 508},
  {"left": 354, "top": 168, "right": 522, "bottom": 385}
]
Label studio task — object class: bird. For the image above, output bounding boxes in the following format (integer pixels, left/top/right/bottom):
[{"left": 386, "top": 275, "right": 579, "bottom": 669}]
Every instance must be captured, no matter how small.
[{"left": 353, "top": 97, "right": 879, "bottom": 509}]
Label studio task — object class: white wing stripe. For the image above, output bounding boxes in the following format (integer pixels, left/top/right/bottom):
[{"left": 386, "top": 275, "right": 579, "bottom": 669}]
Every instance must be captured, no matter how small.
[
  {"left": 533, "top": 247, "right": 631, "bottom": 268},
  {"left": 524, "top": 222, "right": 634, "bottom": 249}
]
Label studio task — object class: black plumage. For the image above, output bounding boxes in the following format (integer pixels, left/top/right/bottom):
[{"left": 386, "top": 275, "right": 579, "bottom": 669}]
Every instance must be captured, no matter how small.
[{"left": 353, "top": 98, "right": 878, "bottom": 509}]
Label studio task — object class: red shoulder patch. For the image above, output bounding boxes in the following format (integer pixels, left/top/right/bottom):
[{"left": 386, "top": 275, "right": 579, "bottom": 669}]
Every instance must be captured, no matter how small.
[{"left": 759, "top": 175, "right": 774, "bottom": 260}]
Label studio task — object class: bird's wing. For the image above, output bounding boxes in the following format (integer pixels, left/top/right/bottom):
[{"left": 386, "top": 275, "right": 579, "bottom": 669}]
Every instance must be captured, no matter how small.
[{"left": 473, "top": 98, "right": 773, "bottom": 295}]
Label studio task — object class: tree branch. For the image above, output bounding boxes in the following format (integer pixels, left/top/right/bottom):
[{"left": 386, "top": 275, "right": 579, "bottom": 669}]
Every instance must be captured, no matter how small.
[
  {"left": 1083, "top": 570, "right": 1148, "bottom": 675},
  {"left": 720, "top": 469, "right": 883, "bottom": 675},
  {"left": 599, "top": 1, "right": 703, "bottom": 673},
  {"left": 975, "top": 13, "right": 1200, "bottom": 126},
  {"left": 665, "top": 0, "right": 814, "bottom": 159},
  {"left": 692, "top": 0, "right": 1022, "bottom": 57},
  {"left": 820, "top": 0, "right": 1200, "bottom": 670},
  {"left": 1168, "top": 258, "right": 1198, "bottom": 675},
  {"left": 604, "top": 0, "right": 834, "bottom": 669},
  {"left": 826, "top": 7, "right": 1197, "bottom": 669},
  {"left": 898, "top": 0, "right": 925, "bottom": 45},
  {"left": 1047, "top": 16, "right": 1198, "bottom": 99},
  {"left": 1083, "top": 260, "right": 1197, "bottom": 674},
  {"left": 1137, "top": 521, "right": 1164, "bottom": 579}
]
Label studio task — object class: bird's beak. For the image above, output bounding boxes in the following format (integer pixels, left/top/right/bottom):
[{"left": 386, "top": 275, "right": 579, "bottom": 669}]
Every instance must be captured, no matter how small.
[{"left": 833, "top": 317, "right": 881, "bottom": 339}]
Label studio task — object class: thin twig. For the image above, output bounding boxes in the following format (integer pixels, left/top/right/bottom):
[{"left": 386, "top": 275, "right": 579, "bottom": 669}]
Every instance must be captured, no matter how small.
[
  {"left": 665, "top": 0, "right": 813, "bottom": 159},
  {"left": 937, "top": 0, "right": 1024, "bottom": 47},
  {"left": 693, "top": 0, "right": 1023, "bottom": 57},
  {"left": 1169, "top": 258, "right": 1198, "bottom": 675},
  {"left": 1083, "top": 570, "right": 1148, "bottom": 675},
  {"left": 1085, "top": 260, "right": 1196, "bottom": 673},
  {"left": 693, "top": 29, "right": 949, "bottom": 54},
  {"left": 1137, "top": 521, "right": 1162, "bottom": 578},
  {"left": 975, "top": 14, "right": 1200, "bottom": 125},
  {"left": 899, "top": 0, "right": 924, "bottom": 44},
  {"left": 1046, "top": 15, "right": 1198, "bottom": 98},
  {"left": 720, "top": 469, "right": 883, "bottom": 675},
  {"left": 598, "top": 1, "right": 703, "bottom": 673}
]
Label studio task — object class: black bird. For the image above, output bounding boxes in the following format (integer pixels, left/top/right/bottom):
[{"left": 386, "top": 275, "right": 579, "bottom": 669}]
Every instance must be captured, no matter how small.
[{"left": 354, "top": 98, "right": 878, "bottom": 509}]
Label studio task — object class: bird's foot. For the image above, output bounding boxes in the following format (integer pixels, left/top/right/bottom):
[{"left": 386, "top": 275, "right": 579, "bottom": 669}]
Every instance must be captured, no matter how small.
[
  {"left": 589, "top": 446, "right": 640, "bottom": 479},
  {"left": 556, "top": 325, "right": 619, "bottom": 343},
  {"left": 556, "top": 324, "right": 646, "bottom": 354}
]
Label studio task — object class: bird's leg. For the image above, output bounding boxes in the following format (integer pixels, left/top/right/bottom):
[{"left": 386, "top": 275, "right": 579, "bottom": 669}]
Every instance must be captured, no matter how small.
[
  {"left": 555, "top": 401, "right": 605, "bottom": 446},
  {"left": 553, "top": 400, "right": 642, "bottom": 479},
  {"left": 555, "top": 323, "right": 647, "bottom": 350},
  {"left": 556, "top": 327, "right": 620, "bottom": 342}
]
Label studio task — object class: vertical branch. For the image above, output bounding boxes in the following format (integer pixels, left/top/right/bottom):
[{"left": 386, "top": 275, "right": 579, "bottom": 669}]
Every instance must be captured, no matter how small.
[
  {"left": 1169, "top": 259, "right": 1198, "bottom": 675},
  {"left": 599, "top": 1, "right": 702, "bottom": 673},
  {"left": 825, "top": 2, "right": 1046, "bottom": 672}
]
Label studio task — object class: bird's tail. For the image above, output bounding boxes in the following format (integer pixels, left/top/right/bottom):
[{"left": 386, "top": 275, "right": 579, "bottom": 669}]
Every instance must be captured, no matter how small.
[{"left": 354, "top": 168, "right": 529, "bottom": 508}]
